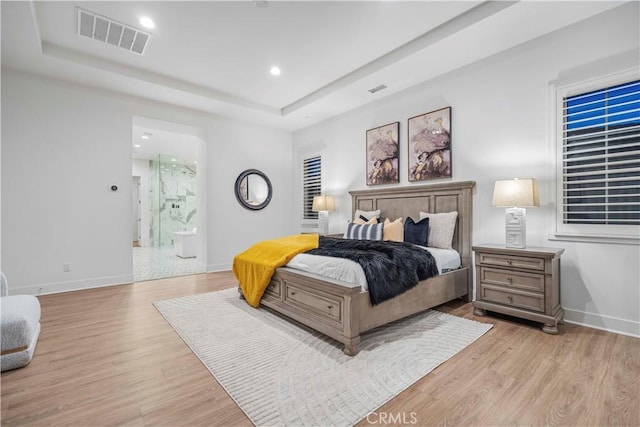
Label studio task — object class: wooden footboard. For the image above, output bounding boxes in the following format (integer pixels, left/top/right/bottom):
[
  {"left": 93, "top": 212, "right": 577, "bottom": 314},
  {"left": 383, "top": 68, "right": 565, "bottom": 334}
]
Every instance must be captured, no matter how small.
[
  {"left": 259, "top": 267, "right": 363, "bottom": 355},
  {"left": 257, "top": 266, "right": 468, "bottom": 355}
]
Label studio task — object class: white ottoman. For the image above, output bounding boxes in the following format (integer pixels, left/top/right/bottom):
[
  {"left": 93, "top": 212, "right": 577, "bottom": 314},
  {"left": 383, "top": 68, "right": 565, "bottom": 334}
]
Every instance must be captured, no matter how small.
[{"left": 1, "top": 294, "right": 41, "bottom": 372}]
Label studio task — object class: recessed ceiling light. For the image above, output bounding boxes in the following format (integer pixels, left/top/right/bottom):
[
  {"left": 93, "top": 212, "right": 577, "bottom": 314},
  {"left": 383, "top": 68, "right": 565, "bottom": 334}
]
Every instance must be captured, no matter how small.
[
  {"left": 139, "top": 16, "right": 155, "bottom": 29},
  {"left": 171, "top": 158, "right": 176, "bottom": 162},
  {"left": 134, "top": 144, "right": 141, "bottom": 148},
  {"left": 270, "top": 66, "right": 281, "bottom": 76},
  {"left": 141, "top": 132, "right": 152, "bottom": 139}
]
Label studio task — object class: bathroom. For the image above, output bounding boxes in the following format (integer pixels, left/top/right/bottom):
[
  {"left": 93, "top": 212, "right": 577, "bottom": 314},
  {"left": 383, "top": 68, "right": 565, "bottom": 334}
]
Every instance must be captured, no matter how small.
[{"left": 132, "top": 119, "right": 206, "bottom": 281}]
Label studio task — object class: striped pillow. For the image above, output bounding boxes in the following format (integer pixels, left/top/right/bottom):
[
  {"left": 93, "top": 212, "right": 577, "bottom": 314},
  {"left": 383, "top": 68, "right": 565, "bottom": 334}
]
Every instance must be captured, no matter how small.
[{"left": 345, "top": 222, "right": 383, "bottom": 241}]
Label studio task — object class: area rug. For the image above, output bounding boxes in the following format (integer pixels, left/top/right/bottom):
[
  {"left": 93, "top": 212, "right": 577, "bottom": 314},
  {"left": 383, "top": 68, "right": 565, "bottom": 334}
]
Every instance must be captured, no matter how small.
[{"left": 154, "top": 287, "right": 492, "bottom": 426}]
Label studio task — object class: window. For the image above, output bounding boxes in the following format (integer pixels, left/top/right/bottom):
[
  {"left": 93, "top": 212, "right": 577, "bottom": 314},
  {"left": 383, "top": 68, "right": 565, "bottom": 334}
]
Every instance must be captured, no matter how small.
[
  {"left": 555, "top": 70, "right": 640, "bottom": 243},
  {"left": 302, "top": 156, "right": 322, "bottom": 220}
]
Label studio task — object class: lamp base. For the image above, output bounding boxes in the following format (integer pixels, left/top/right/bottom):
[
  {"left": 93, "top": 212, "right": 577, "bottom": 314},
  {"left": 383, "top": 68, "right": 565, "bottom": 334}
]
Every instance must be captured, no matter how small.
[
  {"left": 317, "top": 211, "right": 329, "bottom": 235},
  {"left": 505, "top": 207, "right": 526, "bottom": 248}
]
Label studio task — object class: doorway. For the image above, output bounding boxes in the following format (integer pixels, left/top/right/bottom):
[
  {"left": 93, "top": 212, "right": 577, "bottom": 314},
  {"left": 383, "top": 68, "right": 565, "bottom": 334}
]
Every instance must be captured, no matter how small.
[
  {"left": 132, "top": 176, "right": 141, "bottom": 247},
  {"left": 131, "top": 117, "right": 207, "bottom": 282}
]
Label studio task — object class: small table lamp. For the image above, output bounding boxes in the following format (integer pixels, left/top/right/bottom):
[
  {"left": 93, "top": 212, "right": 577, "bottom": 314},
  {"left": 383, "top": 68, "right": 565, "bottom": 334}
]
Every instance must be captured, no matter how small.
[
  {"left": 492, "top": 178, "right": 540, "bottom": 248},
  {"left": 312, "top": 195, "right": 336, "bottom": 235}
]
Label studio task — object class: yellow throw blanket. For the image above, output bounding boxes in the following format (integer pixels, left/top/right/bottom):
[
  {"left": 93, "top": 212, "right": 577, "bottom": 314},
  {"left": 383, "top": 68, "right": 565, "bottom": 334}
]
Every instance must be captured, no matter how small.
[{"left": 233, "top": 234, "right": 319, "bottom": 307}]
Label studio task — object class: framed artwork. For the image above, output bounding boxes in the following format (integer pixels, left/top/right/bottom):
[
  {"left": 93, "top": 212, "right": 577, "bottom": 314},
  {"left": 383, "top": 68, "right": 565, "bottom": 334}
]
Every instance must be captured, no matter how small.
[
  {"left": 408, "top": 107, "right": 452, "bottom": 181},
  {"left": 366, "top": 121, "right": 399, "bottom": 185}
]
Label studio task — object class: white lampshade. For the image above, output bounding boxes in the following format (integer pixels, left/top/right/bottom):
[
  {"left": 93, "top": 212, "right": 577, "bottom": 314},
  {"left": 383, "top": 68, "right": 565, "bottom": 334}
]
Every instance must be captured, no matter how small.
[
  {"left": 312, "top": 195, "right": 336, "bottom": 212},
  {"left": 492, "top": 178, "right": 540, "bottom": 208}
]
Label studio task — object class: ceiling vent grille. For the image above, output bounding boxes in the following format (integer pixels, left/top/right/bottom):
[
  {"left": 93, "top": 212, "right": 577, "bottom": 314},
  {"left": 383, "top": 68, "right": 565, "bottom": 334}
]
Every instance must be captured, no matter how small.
[
  {"left": 368, "top": 84, "right": 388, "bottom": 94},
  {"left": 76, "top": 7, "right": 151, "bottom": 55}
]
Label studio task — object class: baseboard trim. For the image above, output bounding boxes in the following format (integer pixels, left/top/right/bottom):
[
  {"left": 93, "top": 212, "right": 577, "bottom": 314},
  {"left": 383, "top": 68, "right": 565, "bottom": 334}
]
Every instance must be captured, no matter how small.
[
  {"left": 207, "top": 263, "right": 231, "bottom": 273},
  {"left": 563, "top": 307, "right": 639, "bottom": 338},
  {"left": 10, "top": 274, "right": 135, "bottom": 296}
]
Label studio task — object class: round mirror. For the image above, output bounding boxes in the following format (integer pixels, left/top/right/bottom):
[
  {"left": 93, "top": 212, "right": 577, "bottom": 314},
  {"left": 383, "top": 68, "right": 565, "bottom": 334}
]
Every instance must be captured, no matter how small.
[{"left": 234, "top": 169, "right": 273, "bottom": 211}]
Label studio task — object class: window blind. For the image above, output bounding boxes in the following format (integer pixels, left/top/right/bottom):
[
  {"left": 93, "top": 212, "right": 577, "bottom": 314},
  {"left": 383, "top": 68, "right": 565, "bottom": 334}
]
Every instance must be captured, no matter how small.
[
  {"left": 303, "top": 156, "right": 322, "bottom": 220},
  {"left": 562, "top": 79, "right": 640, "bottom": 225}
]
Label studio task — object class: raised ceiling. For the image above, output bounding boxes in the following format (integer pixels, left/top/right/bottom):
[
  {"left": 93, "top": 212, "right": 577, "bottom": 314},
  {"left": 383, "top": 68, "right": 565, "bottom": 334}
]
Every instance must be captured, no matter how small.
[{"left": 1, "top": 1, "right": 627, "bottom": 130}]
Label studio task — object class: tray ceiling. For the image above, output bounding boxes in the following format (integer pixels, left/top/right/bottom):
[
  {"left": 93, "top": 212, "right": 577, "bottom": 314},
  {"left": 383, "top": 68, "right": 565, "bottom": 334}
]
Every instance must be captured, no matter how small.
[{"left": 1, "top": 1, "right": 627, "bottom": 130}]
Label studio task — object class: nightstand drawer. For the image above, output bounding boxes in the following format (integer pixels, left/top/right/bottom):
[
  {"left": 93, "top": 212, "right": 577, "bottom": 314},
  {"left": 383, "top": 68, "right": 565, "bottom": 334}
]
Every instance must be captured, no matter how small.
[
  {"left": 479, "top": 267, "right": 545, "bottom": 292},
  {"left": 478, "top": 253, "right": 545, "bottom": 271},
  {"left": 481, "top": 285, "right": 544, "bottom": 312}
]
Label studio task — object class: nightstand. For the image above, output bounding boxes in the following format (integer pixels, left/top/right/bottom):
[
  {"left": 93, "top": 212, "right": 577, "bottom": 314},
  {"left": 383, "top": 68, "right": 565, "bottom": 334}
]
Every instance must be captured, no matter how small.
[{"left": 472, "top": 244, "right": 564, "bottom": 334}]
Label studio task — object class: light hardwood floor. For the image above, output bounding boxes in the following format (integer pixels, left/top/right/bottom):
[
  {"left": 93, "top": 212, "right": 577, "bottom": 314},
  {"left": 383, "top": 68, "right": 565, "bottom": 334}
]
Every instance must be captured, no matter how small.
[{"left": 1, "top": 271, "right": 638, "bottom": 426}]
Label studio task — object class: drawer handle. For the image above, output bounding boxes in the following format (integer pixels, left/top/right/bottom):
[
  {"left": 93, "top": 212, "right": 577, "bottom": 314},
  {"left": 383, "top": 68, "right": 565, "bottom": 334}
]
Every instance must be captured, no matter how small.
[
  {"left": 327, "top": 305, "right": 333, "bottom": 310},
  {"left": 507, "top": 259, "right": 513, "bottom": 265},
  {"left": 507, "top": 295, "right": 513, "bottom": 303},
  {"left": 507, "top": 277, "right": 513, "bottom": 283},
  {"left": 290, "top": 291, "right": 296, "bottom": 296}
]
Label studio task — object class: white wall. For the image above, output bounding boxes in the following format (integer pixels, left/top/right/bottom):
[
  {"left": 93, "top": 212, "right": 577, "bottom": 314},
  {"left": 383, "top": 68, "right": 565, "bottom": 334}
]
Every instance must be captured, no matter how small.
[
  {"left": 1, "top": 70, "right": 294, "bottom": 293},
  {"left": 292, "top": 4, "right": 640, "bottom": 336}
]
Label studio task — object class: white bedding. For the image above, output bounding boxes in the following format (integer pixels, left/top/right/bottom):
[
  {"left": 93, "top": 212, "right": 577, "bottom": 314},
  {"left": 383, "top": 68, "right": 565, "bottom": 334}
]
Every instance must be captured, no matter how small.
[{"left": 285, "top": 245, "right": 461, "bottom": 292}]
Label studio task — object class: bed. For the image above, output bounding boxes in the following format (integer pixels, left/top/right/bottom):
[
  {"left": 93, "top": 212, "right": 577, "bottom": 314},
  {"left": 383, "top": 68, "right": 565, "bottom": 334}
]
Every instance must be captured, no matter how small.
[{"left": 253, "top": 181, "right": 474, "bottom": 355}]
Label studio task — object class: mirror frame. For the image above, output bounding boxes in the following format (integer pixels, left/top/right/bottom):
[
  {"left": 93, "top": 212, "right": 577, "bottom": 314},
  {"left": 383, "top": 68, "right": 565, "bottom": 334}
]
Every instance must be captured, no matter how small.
[{"left": 234, "top": 169, "right": 273, "bottom": 211}]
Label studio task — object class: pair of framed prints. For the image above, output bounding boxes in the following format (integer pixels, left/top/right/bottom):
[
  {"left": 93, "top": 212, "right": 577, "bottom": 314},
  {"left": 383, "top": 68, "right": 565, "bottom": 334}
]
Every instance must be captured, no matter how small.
[{"left": 365, "top": 106, "right": 451, "bottom": 186}]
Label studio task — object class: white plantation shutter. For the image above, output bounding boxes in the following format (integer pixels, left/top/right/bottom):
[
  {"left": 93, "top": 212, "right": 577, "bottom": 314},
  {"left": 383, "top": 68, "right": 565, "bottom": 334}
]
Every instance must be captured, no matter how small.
[
  {"left": 562, "top": 80, "right": 639, "bottom": 225},
  {"left": 555, "top": 72, "right": 640, "bottom": 243},
  {"left": 303, "top": 156, "right": 322, "bottom": 220}
]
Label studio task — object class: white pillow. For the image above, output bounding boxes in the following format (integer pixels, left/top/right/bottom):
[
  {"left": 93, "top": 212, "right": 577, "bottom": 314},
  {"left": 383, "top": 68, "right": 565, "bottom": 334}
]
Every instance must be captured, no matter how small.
[
  {"left": 419, "top": 211, "right": 458, "bottom": 249},
  {"left": 354, "top": 209, "right": 381, "bottom": 221}
]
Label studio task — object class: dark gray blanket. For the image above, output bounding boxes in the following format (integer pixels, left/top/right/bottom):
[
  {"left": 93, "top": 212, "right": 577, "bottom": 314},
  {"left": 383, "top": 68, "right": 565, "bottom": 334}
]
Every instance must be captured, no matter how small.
[{"left": 306, "top": 236, "right": 438, "bottom": 305}]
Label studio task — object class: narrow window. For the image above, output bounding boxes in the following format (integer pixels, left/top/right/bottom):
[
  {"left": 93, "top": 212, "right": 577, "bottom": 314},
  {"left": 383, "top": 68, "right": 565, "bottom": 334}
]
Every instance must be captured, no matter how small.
[{"left": 302, "top": 156, "right": 322, "bottom": 220}]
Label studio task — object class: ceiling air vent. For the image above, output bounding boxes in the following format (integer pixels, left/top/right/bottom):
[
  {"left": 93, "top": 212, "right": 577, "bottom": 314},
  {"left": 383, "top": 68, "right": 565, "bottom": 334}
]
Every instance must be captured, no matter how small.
[
  {"left": 368, "top": 84, "right": 388, "bottom": 94},
  {"left": 77, "top": 7, "right": 151, "bottom": 55}
]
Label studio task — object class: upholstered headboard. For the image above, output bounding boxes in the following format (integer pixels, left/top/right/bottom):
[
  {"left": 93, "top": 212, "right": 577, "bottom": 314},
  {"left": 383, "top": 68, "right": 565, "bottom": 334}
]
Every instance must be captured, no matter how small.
[{"left": 349, "top": 181, "right": 475, "bottom": 270}]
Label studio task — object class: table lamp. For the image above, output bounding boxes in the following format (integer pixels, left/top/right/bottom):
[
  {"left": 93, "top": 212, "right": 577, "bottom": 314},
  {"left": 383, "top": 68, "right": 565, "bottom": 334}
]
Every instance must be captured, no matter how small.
[
  {"left": 312, "top": 195, "right": 336, "bottom": 235},
  {"left": 492, "top": 178, "right": 539, "bottom": 248}
]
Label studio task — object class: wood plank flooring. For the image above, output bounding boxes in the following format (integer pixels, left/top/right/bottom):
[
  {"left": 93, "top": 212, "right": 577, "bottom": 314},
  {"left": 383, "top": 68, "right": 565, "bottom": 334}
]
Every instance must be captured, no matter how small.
[{"left": 2, "top": 271, "right": 638, "bottom": 426}]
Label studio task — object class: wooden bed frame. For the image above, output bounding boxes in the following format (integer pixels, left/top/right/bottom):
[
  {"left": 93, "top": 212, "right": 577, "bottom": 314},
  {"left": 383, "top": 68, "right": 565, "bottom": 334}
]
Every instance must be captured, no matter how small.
[{"left": 258, "top": 181, "right": 475, "bottom": 355}]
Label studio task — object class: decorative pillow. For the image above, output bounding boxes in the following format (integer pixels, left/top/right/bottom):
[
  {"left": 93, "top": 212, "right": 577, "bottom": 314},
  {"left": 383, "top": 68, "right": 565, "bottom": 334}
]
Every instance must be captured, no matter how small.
[
  {"left": 353, "top": 215, "right": 379, "bottom": 225},
  {"left": 383, "top": 218, "right": 404, "bottom": 242},
  {"left": 419, "top": 211, "right": 458, "bottom": 249},
  {"left": 344, "top": 222, "right": 383, "bottom": 241},
  {"left": 403, "top": 217, "right": 429, "bottom": 246},
  {"left": 354, "top": 209, "right": 381, "bottom": 221}
]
